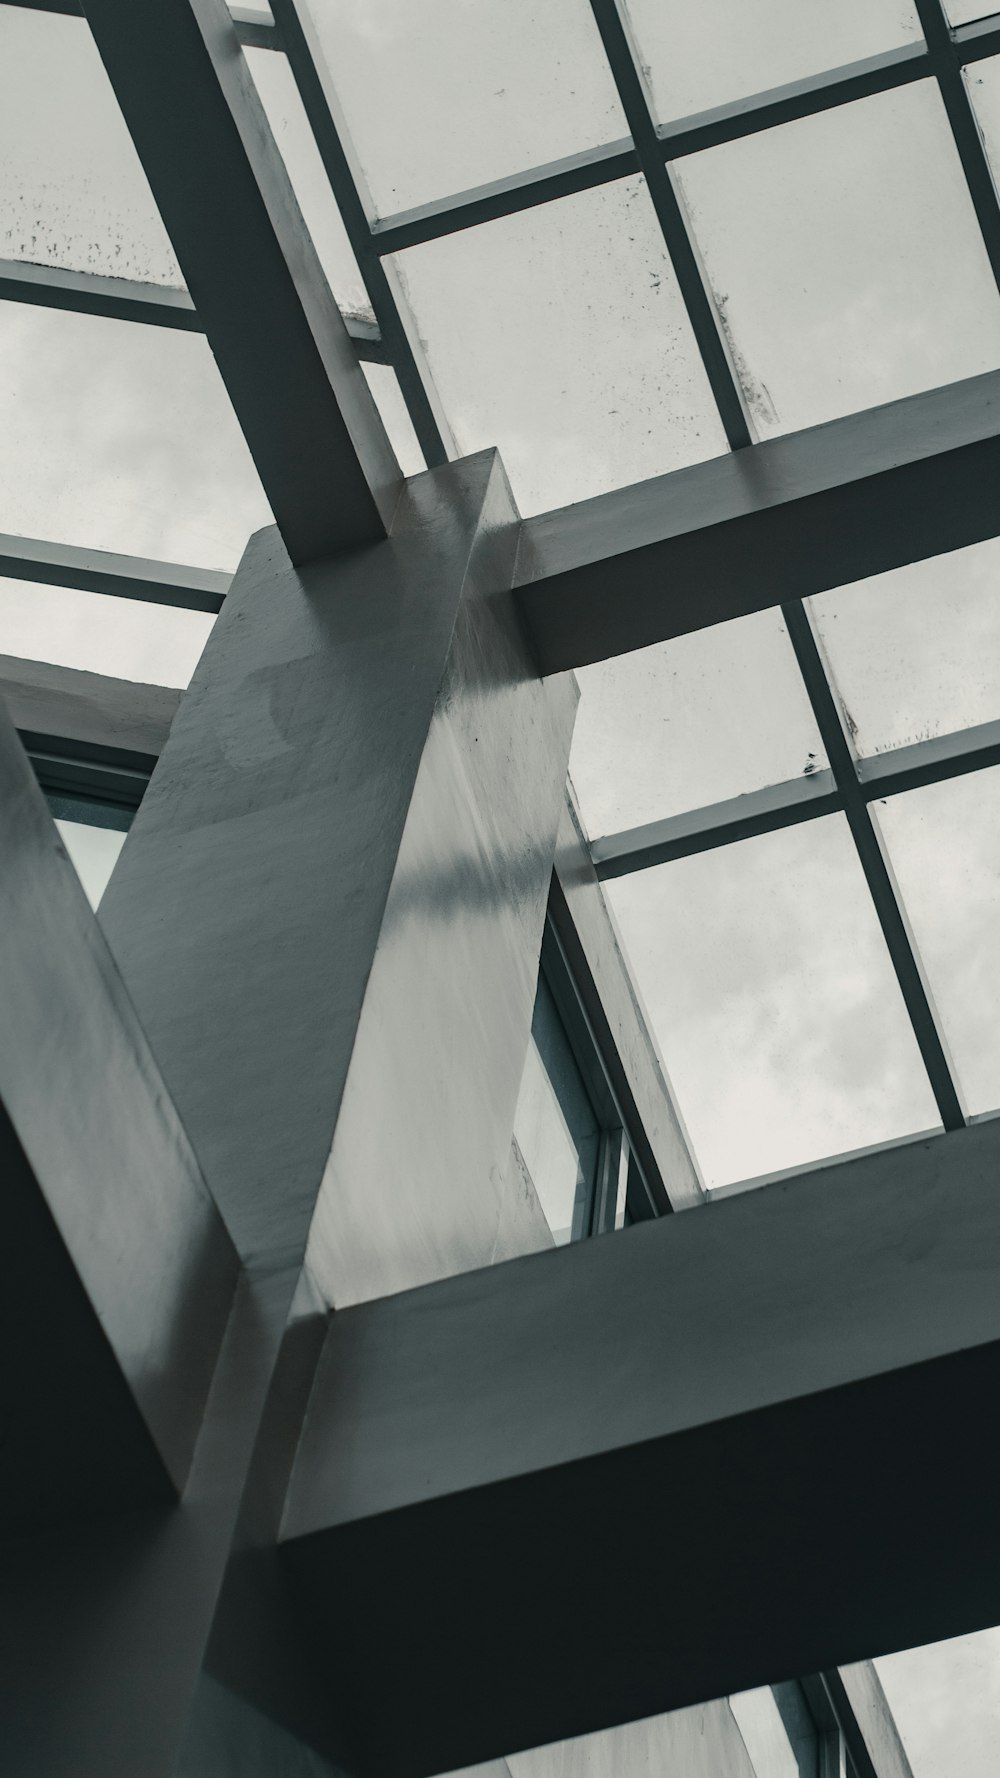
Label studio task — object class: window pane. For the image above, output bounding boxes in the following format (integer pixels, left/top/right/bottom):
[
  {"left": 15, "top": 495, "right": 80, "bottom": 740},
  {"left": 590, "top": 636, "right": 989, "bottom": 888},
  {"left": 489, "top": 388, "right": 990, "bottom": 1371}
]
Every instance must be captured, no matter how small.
[
  {"left": 0, "top": 302, "right": 270, "bottom": 569},
  {"left": 512, "top": 978, "right": 600, "bottom": 1244},
  {"left": 571, "top": 609, "right": 826, "bottom": 838},
  {"left": 0, "top": 577, "right": 212, "bottom": 684},
  {"left": 55, "top": 818, "right": 126, "bottom": 911},
  {"left": 392, "top": 176, "right": 728, "bottom": 517},
  {"left": 303, "top": 0, "right": 627, "bottom": 217},
  {"left": 676, "top": 82, "right": 1000, "bottom": 438},
  {"left": 245, "top": 47, "right": 374, "bottom": 324},
  {"left": 966, "top": 55, "right": 1000, "bottom": 197},
  {"left": 605, "top": 816, "right": 937, "bottom": 1188},
  {"left": 945, "top": 0, "right": 993, "bottom": 22},
  {"left": 875, "top": 1627, "right": 1000, "bottom": 1777},
  {"left": 877, "top": 770, "right": 1000, "bottom": 1115},
  {"left": 0, "top": 4, "right": 181, "bottom": 287},
  {"left": 361, "top": 363, "right": 425, "bottom": 477},
  {"left": 810, "top": 538, "right": 1000, "bottom": 757},
  {"left": 625, "top": 0, "right": 922, "bottom": 125}
]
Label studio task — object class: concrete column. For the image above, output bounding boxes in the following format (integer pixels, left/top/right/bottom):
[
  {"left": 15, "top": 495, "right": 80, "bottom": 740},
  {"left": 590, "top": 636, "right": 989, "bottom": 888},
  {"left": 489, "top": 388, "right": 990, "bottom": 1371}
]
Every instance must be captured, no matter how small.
[{"left": 1, "top": 451, "right": 575, "bottom": 1778}]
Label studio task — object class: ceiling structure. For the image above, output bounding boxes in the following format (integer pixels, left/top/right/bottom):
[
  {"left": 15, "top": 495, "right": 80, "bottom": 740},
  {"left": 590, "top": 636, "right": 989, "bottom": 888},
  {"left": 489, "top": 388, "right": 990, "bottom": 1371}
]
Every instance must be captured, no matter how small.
[{"left": 5, "top": 1, "right": 1000, "bottom": 1771}]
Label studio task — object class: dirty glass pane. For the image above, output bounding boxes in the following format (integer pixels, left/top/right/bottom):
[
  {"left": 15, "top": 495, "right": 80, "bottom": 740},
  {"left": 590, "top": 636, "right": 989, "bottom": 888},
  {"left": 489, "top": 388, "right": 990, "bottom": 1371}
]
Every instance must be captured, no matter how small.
[
  {"left": 245, "top": 47, "right": 374, "bottom": 324},
  {"left": 392, "top": 176, "right": 727, "bottom": 517},
  {"left": 303, "top": 0, "right": 626, "bottom": 217},
  {"left": 875, "top": 1627, "right": 1000, "bottom": 1777},
  {"left": 55, "top": 819, "right": 127, "bottom": 911},
  {"left": 730, "top": 1684, "right": 818, "bottom": 1778},
  {"left": 605, "top": 816, "right": 937, "bottom": 1189},
  {"left": 624, "top": 0, "right": 923, "bottom": 125},
  {"left": 676, "top": 81, "right": 1000, "bottom": 439},
  {"left": 0, "top": 577, "right": 212, "bottom": 685},
  {"left": 966, "top": 55, "right": 1000, "bottom": 193},
  {"left": 0, "top": 302, "right": 270, "bottom": 570},
  {"left": 570, "top": 609, "right": 826, "bottom": 839},
  {"left": 361, "top": 363, "right": 425, "bottom": 477},
  {"left": 0, "top": 4, "right": 181, "bottom": 287},
  {"left": 810, "top": 538, "right": 1000, "bottom": 757},
  {"left": 877, "top": 771, "right": 1000, "bottom": 1115}
]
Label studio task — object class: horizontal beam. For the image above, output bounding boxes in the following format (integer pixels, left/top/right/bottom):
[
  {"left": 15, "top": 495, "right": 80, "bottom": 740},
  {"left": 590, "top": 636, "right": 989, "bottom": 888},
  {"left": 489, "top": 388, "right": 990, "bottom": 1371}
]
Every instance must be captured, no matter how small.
[
  {"left": 515, "top": 370, "right": 1000, "bottom": 671},
  {"left": 594, "top": 716, "right": 1000, "bottom": 877},
  {"left": 0, "top": 655, "right": 183, "bottom": 754},
  {"left": 20, "top": 729, "right": 154, "bottom": 814},
  {"left": 0, "top": 703, "right": 238, "bottom": 1531},
  {"left": 0, "top": 260, "right": 389, "bottom": 358},
  {"left": 280, "top": 1117, "right": 1000, "bottom": 1775},
  {"left": 81, "top": 0, "right": 400, "bottom": 561},
  {"left": 0, "top": 532, "right": 229, "bottom": 610}
]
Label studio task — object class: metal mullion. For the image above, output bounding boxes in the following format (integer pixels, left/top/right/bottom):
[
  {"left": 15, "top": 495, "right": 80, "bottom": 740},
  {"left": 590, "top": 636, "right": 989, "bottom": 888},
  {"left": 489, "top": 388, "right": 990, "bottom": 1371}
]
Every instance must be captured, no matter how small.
[
  {"left": 782, "top": 598, "right": 966, "bottom": 1132},
  {"left": 914, "top": 0, "right": 1000, "bottom": 297},
  {"left": 592, "top": 771, "right": 841, "bottom": 878},
  {"left": 268, "top": 0, "right": 453, "bottom": 467},
  {"left": 586, "top": 0, "right": 754, "bottom": 451}
]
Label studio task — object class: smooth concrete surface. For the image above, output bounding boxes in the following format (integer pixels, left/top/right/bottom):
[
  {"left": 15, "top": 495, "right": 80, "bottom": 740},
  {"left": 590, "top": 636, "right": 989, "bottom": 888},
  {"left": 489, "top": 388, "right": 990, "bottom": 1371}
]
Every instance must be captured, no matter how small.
[
  {"left": 305, "top": 454, "right": 577, "bottom": 1303},
  {"left": 0, "top": 654, "right": 183, "bottom": 753},
  {"left": 515, "top": 368, "right": 1000, "bottom": 670},
  {"left": 0, "top": 696, "right": 238, "bottom": 1518},
  {"left": 278, "top": 1119, "right": 1000, "bottom": 1772}
]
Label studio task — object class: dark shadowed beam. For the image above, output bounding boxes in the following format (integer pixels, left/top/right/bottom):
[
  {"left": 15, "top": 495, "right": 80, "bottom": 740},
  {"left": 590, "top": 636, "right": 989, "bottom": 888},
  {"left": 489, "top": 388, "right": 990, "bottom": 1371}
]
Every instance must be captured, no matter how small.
[
  {"left": 0, "top": 702, "right": 239, "bottom": 1531},
  {"left": 280, "top": 1117, "right": 1000, "bottom": 1777},
  {"left": 0, "top": 531, "right": 230, "bottom": 611},
  {"left": 514, "top": 369, "right": 1000, "bottom": 672},
  {"left": 80, "top": 0, "right": 400, "bottom": 561}
]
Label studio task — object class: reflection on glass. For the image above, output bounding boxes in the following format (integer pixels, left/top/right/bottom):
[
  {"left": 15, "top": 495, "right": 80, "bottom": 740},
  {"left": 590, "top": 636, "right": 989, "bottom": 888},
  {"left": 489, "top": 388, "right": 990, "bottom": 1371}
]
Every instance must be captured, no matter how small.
[
  {"left": 571, "top": 609, "right": 825, "bottom": 838},
  {"left": 0, "top": 302, "right": 271, "bottom": 568},
  {"left": 624, "top": 0, "right": 922, "bottom": 125},
  {"left": 877, "top": 770, "right": 1000, "bottom": 1115},
  {"left": 675, "top": 82, "right": 1000, "bottom": 439},
  {"left": 55, "top": 818, "right": 127, "bottom": 911},
  {"left": 392, "top": 176, "right": 727, "bottom": 517},
  {"left": 512, "top": 977, "right": 599, "bottom": 1244},
  {"left": 0, "top": 5, "right": 181, "bottom": 286},
  {"left": 875, "top": 1626, "right": 1000, "bottom": 1777},
  {"left": 605, "top": 815, "right": 937, "bottom": 1188},
  {"left": 730, "top": 1683, "right": 819, "bottom": 1778},
  {"left": 245, "top": 47, "right": 374, "bottom": 324},
  {"left": 810, "top": 538, "right": 1000, "bottom": 757},
  {"left": 303, "top": 0, "right": 626, "bottom": 216}
]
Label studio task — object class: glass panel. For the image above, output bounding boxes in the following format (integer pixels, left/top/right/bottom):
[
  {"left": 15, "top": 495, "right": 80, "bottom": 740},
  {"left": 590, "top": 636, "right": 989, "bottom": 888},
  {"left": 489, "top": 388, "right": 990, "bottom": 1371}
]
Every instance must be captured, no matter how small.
[
  {"left": 245, "top": 47, "right": 374, "bottom": 324},
  {"left": 810, "top": 538, "right": 1000, "bottom": 757},
  {"left": 512, "top": 977, "right": 600, "bottom": 1244},
  {"left": 361, "top": 363, "right": 425, "bottom": 477},
  {"left": 624, "top": 0, "right": 923, "bottom": 125},
  {"left": 946, "top": 0, "right": 993, "bottom": 21},
  {"left": 392, "top": 176, "right": 728, "bottom": 517},
  {"left": 0, "top": 302, "right": 270, "bottom": 569},
  {"left": 55, "top": 817, "right": 127, "bottom": 910},
  {"left": 877, "top": 770, "right": 1000, "bottom": 1115},
  {"left": 966, "top": 55, "right": 1000, "bottom": 195},
  {"left": 605, "top": 816, "right": 938, "bottom": 1188},
  {"left": 304, "top": 0, "right": 627, "bottom": 217},
  {"left": 0, "top": 4, "right": 181, "bottom": 287},
  {"left": 0, "top": 578, "right": 212, "bottom": 684},
  {"left": 730, "top": 1683, "right": 819, "bottom": 1778},
  {"left": 570, "top": 608, "right": 826, "bottom": 838},
  {"left": 675, "top": 82, "right": 1000, "bottom": 438},
  {"left": 875, "top": 1627, "right": 1000, "bottom": 1776}
]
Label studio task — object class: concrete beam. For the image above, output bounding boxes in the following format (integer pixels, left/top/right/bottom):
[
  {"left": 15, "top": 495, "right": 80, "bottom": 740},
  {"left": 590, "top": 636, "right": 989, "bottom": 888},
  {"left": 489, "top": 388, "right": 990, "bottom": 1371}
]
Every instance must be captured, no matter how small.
[
  {"left": 82, "top": 0, "right": 400, "bottom": 559},
  {"left": 0, "top": 699, "right": 238, "bottom": 1528},
  {"left": 515, "top": 369, "right": 1000, "bottom": 670},
  {"left": 280, "top": 1117, "right": 1000, "bottom": 1775}
]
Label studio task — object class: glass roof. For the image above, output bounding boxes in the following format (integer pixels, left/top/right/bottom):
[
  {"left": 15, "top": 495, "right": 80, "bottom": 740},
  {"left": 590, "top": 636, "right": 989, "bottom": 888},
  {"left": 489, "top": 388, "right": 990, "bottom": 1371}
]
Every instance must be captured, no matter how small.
[{"left": 6, "top": 0, "right": 1000, "bottom": 1759}]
